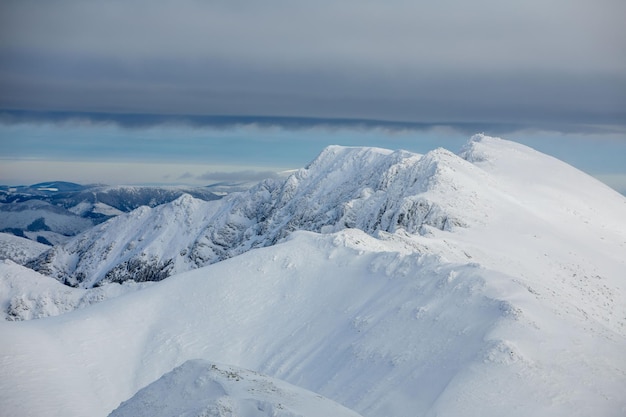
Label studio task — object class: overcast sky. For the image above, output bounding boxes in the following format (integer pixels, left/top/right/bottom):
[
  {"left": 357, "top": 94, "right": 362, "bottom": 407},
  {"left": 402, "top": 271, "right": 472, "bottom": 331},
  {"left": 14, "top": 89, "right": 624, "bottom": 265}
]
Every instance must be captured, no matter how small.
[
  {"left": 1, "top": 0, "right": 625, "bottom": 191},
  {"left": 1, "top": 0, "right": 624, "bottom": 126}
]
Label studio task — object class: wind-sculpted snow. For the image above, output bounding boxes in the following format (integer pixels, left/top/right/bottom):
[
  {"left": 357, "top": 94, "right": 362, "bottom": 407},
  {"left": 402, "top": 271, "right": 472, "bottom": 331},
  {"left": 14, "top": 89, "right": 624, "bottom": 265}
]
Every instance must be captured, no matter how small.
[
  {"left": 30, "top": 143, "right": 494, "bottom": 287},
  {"left": 109, "top": 359, "right": 364, "bottom": 417},
  {"left": 0, "top": 260, "right": 151, "bottom": 320},
  {"left": 2, "top": 228, "right": 625, "bottom": 417}
]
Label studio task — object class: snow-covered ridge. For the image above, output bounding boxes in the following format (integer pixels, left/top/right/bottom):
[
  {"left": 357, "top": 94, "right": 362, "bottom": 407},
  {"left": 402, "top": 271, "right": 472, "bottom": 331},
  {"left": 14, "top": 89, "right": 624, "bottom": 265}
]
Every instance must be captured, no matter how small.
[
  {"left": 0, "top": 260, "right": 151, "bottom": 321},
  {"left": 0, "top": 232, "right": 48, "bottom": 264},
  {"left": 0, "top": 200, "right": 95, "bottom": 245},
  {"left": 29, "top": 139, "right": 499, "bottom": 287},
  {"left": 109, "top": 359, "right": 364, "bottom": 417},
  {"left": 0, "top": 183, "right": 221, "bottom": 245}
]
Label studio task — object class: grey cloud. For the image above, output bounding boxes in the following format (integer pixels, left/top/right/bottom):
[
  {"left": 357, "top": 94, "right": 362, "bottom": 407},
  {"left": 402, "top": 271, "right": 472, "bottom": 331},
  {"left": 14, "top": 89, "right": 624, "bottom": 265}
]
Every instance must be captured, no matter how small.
[
  {"left": 178, "top": 172, "right": 193, "bottom": 180},
  {"left": 1, "top": 109, "right": 623, "bottom": 137},
  {"left": 198, "top": 170, "right": 279, "bottom": 183},
  {"left": 1, "top": 0, "right": 625, "bottom": 129},
  {"left": 3, "top": 1, "right": 624, "bottom": 72}
]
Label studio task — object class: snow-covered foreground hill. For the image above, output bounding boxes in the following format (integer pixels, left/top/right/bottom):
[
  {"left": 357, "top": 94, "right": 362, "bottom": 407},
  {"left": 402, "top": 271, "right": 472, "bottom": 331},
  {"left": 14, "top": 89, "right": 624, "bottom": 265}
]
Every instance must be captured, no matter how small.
[
  {"left": 109, "top": 359, "right": 364, "bottom": 417},
  {"left": 0, "top": 260, "right": 151, "bottom": 321},
  {"left": 0, "top": 227, "right": 154, "bottom": 321},
  {"left": 1, "top": 135, "right": 625, "bottom": 416}
]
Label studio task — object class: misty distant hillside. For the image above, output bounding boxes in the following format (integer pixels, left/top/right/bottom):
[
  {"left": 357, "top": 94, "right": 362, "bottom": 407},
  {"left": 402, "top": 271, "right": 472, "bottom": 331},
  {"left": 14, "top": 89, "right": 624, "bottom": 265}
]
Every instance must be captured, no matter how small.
[{"left": 0, "top": 182, "right": 222, "bottom": 245}]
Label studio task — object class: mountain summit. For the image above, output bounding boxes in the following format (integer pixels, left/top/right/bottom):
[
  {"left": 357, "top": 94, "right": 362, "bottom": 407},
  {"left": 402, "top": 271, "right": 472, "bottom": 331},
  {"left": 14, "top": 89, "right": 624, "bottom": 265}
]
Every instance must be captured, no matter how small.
[{"left": 30, "top": 135, "right": 550, "bottom": 288}]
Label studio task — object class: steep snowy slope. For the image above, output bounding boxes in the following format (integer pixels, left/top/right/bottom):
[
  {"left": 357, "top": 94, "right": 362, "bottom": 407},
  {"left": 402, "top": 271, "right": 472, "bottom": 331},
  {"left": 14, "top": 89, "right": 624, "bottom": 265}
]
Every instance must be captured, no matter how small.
[
  {"left": 109, "top": 359, "right": 364, "bottom": 417},
  {"left": 3, "top": 135, "right": 625, "bottom": 417},
  {"left": 30, "top": 195, "right": 220, "bottom": 286},
  {"left": 31, "top": 142, "right": 498, "bottom": 287},
  {"left": 454, "top": 136, "right": 626, "bottom": 336},
  {"left": 1, "top": 228, "right": 625, "bottom": 417}
]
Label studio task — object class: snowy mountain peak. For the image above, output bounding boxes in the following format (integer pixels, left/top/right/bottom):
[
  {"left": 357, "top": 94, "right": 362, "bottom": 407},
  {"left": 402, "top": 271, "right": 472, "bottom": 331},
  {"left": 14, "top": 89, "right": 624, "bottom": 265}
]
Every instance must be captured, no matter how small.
[
  {"left": 304, "top": 144, "right": 393, "bottom": 171},
  {"left": 28, "top": 136, "right": 626, "bottom": 289}
]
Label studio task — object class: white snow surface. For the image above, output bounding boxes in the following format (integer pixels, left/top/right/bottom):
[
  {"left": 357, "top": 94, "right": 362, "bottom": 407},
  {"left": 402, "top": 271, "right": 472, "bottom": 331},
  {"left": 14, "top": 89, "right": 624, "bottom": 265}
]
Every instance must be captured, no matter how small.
[
  {"left": 0, "top": 232, "right": 48, "bottom": 263},
  {"left": 69, "top": 201, "right": 124, "bottom": 217},
  {"left": 108, "top": 359, "right": 363, "bottom": 417},
  {"left": 0, "top": 260, "right": 151, "bottom": 321},
  {"left": 1, "top": 135, "right": 626, "bottom": 417}
]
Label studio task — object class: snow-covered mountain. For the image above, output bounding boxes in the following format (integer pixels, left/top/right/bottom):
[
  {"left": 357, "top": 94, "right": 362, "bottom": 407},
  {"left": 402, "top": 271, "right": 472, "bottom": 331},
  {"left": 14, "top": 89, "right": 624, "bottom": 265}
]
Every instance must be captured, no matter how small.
[
  {"left": 57, "top": 184, "right": 221, "bottom": 213},
  {"left": 1, "top": 135, "right": 625, "bottom": 417},
  {"left": 0, "top": 232, "right": 49, "bottom": 264},
  {"left": 0, "top": 182, "right": 221, "bottom": 210},
  {"left": 0, "top": 183, "right": 221, "bottom": 245},
  {"left": 109, "top": 360, "right": 364, "bottom": 417},
  {"left": 31, "top": 138, "right": 511, "bottom": 287},
  {"left": 0, "top": 199, "right": 95, "bottom": 245},
  {"left": 0, "top": 260, "right": 151, "bottom": 321}
]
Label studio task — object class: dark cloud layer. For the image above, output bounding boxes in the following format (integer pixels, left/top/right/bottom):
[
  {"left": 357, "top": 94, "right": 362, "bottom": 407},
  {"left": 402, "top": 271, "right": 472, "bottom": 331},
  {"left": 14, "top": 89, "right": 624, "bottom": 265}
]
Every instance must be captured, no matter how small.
[
  {"left": 1, "top": 0, "right": 625, "bottom": 129},
  {"left": 0, "top": 109, "right": 534, "bottom": 134},
  {"left": 2, "top": 109, "right": 623, "bottom": 137}
]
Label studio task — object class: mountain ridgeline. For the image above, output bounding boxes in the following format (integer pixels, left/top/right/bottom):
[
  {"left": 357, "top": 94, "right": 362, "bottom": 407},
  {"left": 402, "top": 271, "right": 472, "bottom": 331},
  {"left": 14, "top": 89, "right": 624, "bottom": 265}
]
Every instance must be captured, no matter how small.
[
  {"left": 29, "top": 140, "right": 498, "bottom": 287},
  {"left": 0, "top": 183, "right": 221, "bottom": 246}
]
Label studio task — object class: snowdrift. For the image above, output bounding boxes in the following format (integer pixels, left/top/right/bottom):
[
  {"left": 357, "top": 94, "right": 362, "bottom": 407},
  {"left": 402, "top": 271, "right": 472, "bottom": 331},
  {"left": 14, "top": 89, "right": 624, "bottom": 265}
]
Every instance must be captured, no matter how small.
[{"left": 109, "top": 359, "right": 364, "bottom": 417}]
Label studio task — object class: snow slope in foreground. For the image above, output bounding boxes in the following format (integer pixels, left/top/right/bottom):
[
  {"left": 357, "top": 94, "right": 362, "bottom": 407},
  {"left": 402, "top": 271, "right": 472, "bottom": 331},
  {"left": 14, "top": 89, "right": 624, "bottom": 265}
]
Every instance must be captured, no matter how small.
[
  {"left": 109, "top": 359, "right": 364, "bottom": 417},
  {"left": 1, "top": 226, "right": 625, "bottom": 417},
  {"left": 1, "top": 135, "right": 625, "bottom": 417}
]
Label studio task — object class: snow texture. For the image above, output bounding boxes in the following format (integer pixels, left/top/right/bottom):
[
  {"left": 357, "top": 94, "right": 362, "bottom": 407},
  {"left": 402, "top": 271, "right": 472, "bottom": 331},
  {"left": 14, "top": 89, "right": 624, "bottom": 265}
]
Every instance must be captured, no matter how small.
[
  {"left": 109, "top": 359, "right": 363, "bottom": 417},
  {"left": 0, "top": 260, "right": 151, "bottom": 321},
  {"left": 1, "top": 135, "right": 626, "bottom": 417},
  {"left": 0, "top": 232, "right": 48, "bottom": 264}
]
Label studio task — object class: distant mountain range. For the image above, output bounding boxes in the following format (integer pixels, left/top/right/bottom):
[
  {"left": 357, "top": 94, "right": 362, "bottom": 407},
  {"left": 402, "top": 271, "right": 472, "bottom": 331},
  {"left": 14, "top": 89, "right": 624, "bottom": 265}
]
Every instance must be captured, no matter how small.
[{"left": 0, "top": 182, "right": 222, "bottom": 245}]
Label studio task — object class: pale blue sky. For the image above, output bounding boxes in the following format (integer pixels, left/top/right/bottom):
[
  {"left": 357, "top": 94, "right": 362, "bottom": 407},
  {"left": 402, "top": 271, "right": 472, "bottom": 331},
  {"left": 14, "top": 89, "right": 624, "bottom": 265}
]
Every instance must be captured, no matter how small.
[{"left": 1, "top": 118, "right": 625, "bottom": 195}]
